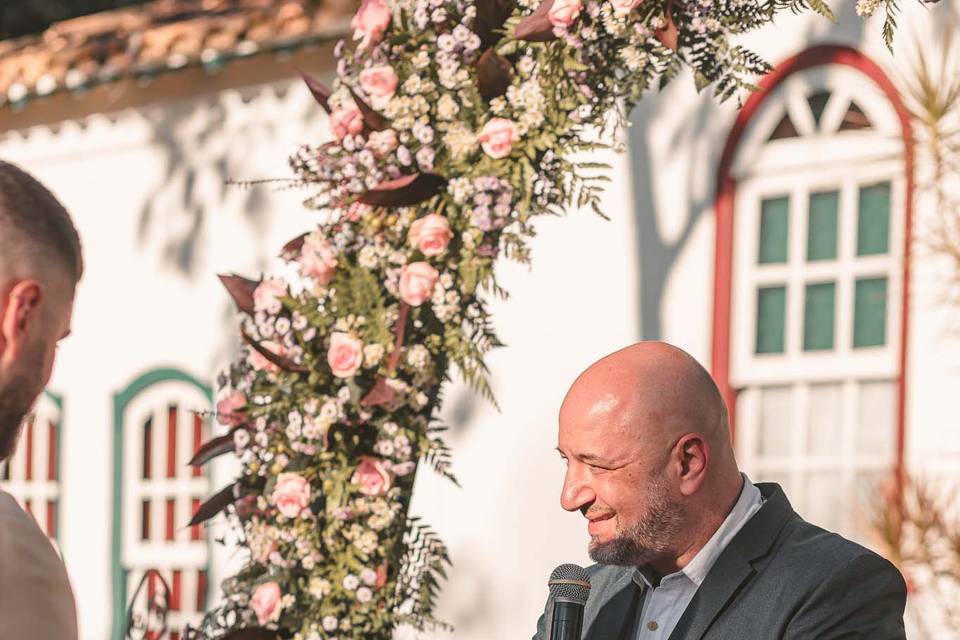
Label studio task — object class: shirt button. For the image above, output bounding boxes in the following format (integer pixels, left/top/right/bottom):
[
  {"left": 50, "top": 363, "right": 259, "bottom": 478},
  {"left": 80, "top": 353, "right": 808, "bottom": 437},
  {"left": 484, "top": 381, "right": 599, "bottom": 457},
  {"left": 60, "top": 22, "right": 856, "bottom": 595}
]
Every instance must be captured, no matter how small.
[{"left": 647, "top": 621, "right": 659, "bottom": 631}]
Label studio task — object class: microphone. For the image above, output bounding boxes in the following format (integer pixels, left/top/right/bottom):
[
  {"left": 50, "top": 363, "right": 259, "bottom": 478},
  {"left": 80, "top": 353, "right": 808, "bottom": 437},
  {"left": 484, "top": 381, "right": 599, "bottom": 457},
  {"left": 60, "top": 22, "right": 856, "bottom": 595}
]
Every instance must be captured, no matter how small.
[{"left": 548, "top": 563, "right": 591, "bottom": 640}]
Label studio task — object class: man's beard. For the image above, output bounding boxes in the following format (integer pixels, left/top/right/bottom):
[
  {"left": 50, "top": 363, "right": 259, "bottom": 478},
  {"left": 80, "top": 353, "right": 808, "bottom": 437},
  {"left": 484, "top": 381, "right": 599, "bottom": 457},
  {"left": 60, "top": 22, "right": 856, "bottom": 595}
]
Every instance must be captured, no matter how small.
[
  {"left": 0, "top": 348, "right": 45, "bottom": 461},
  {"left": 588, "top": 476, "right": 685, "bottom": 567}
]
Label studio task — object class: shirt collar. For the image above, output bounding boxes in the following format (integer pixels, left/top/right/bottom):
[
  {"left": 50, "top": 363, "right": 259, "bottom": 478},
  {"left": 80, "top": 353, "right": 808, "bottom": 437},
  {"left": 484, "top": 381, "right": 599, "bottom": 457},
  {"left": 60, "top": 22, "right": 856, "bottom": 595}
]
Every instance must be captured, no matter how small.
[{"left": 632, "top": 474, "right": 764, "bottom": 589}]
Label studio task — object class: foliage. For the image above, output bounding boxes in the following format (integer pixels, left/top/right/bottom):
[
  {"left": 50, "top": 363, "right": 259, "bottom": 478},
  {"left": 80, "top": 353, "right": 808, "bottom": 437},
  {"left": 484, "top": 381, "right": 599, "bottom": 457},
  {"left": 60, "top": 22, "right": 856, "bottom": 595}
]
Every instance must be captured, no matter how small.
[{"left": 873, "top": 475, "right": 960, "bottom": 633}]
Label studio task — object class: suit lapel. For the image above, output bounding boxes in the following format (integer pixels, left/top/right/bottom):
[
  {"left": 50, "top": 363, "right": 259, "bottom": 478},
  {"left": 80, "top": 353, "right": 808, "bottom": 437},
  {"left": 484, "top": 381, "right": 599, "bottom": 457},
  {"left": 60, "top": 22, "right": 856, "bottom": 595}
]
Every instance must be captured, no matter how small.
[
  {"left": 668, "top": 483, "right": 796, "bottom": 640},
  {"left": 586, "top": 571, "right": 641, "bottom": 640},
  {"left": 667, "top": 546, "right": 753, "bottom": 640}
]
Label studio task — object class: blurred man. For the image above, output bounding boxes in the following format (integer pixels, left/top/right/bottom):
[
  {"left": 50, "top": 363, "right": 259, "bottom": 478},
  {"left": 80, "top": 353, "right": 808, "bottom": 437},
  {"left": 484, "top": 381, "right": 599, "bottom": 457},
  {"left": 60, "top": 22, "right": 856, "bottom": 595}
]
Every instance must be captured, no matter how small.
[
  {"left": 0, "top": 160, "right": 81, "bottom": 639},
  {"left": 534, "top": 342, "right": 906, "bottom": 639}
]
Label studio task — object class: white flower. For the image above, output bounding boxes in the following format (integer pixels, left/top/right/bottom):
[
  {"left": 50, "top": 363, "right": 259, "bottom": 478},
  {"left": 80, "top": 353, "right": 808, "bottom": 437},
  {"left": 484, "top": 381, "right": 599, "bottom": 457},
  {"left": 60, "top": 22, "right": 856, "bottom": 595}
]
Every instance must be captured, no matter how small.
[
  {"left": 437, "top": 94, "right": 460, "bottom": 120},
  {"left": 376, "top": 440, "right": 396, "bottom": 456},
  {"left": 338, "top": 386, "right": 352, "bottom": 402},
  {"left": 322, "top": 616, "right": 339, "bottom": 632},
  {"left": 431, "top": 7, "right": 447, "bottom": 22},
  {"left": 364, "top": 343, "right": 386, "bottom": 367},
  {"left": 310, "top": 577, "right": 331, "bottom": 599},
  {"left": 357, "top": 587, "right": 373, "bottom": 603},
  {"left": 383, "top": 421, "right": 399, "bottom": 435},
  {"left": 361, "top": 567, "right": 378, "bottom": 585},
  {"left": 320, "top": 399, "right": 339, "bottom": 421},
  {"left": 416, "top": 146, "right": 435, "bottom": 171},
  {"left": 412, "top": 50, "right": 430, "bottom": 69},
  {"left": 358, "top": 245, "right": 379, "bottom": 269},
  {"left": 275, "top": 317, "right": 291, "bottom": 334},
  {"left": 406, "top": 344, "right": 431, "bottom": 369},
  {"left": 343, "top": 574, "right": 360, "bottom": 590},
  {"left": 402, "top": 74, "right": 423, "bottom": 94},
  {"left": 443, "top": 123, "right": 478, "bottom": 161}
]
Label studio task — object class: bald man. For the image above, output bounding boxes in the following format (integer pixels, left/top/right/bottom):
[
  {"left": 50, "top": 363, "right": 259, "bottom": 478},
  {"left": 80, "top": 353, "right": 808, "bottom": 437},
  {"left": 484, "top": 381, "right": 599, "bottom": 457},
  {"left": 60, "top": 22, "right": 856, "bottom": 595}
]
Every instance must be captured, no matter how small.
[
  {"left": 534, "top": 342, "right": 906, "bottom": 640},
  {"left": 0, "top": 161, "right": 81, "bottom": 639}
]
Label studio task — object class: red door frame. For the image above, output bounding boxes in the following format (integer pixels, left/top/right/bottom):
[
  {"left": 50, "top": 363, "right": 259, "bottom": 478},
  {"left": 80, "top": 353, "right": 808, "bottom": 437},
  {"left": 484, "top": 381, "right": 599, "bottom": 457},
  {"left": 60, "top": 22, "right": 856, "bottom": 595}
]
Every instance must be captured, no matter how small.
[{"left": 710, "top": 45, "right": 915, "bottom": 482}]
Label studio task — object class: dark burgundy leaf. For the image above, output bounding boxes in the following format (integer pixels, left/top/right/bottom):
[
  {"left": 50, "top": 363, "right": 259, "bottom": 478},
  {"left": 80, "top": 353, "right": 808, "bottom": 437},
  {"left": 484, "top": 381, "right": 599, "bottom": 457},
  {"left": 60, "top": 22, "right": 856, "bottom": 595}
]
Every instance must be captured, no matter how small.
[
  {"left": 280, "top": 232, "right": 309, "bottom": 259},
  {"left": 358, "top": 173, "right": 446, "bottom": 207},
  {"left": 477, "top": 48, "right": 513, "bottom": 99},
  {"left": 222, "top": 628, "right": 280, "bottom": 640},
  {"left": 241, "top": 331, "right": 309, "bottom": 373},
  {"left": 188, "top": 482, "right": 237, "bottom": 527},
  {"left": 188, "top": 432, "right": 237, "bottom": 468},
  {"left": 514, "top": 0, "right": 558, "bottom": 42},
  {"left": 347, "top": 87, "right": 389, "bottom": 132},
  {"left": 476, "top": 0, "right": 515, "bottom": 49},
  {"left": 655, "top": 9, "right": 678, "bottom": 51},
  {"left": 219, "top": 274, "right": 259, "bottom": 315},
  {"left": 298, "top": 68, "right": 332, "bottom": 114},
  {"left": 361, "top": 377, "right": 396, "bottom": 407}
]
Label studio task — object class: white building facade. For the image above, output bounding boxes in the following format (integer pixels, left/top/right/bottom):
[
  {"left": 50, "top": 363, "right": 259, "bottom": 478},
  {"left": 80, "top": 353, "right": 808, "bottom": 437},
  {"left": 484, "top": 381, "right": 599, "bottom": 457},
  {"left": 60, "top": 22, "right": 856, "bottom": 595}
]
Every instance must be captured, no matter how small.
[{"left": 0, "top": 0, "right": 957, "bottom": 638}]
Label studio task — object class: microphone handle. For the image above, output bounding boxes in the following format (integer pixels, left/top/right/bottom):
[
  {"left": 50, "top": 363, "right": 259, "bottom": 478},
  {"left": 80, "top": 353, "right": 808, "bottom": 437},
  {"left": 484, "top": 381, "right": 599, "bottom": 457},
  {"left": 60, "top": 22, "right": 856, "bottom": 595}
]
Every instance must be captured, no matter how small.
[{"left": 549, "top": 599, "right": 585, "bottom": 640}]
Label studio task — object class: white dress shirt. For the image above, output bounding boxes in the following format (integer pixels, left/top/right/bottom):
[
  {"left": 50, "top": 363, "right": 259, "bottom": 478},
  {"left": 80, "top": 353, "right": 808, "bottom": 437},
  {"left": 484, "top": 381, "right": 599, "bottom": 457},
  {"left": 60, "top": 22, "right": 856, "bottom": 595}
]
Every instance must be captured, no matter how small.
[{"left": 631, "top": 475, "right": 763, "bottom": 639}]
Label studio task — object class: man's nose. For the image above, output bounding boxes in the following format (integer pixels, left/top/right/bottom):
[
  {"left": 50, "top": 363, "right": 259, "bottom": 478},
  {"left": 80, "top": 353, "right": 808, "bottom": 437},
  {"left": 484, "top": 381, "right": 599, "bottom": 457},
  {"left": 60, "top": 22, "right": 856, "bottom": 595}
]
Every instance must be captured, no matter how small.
[{"left": 560, "top": 463, "right": 595, "bottom": 512}]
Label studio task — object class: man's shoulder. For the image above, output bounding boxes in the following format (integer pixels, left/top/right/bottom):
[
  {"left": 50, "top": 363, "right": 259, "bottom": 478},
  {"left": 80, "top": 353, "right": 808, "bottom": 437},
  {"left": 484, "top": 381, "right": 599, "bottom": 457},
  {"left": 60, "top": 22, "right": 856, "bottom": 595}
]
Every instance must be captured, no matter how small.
[
  {"left": 0, "top": 489, "right": 70, "bottom": 583},
  {"left": 768, "top": 513, "right": 901, "bottom": 583},
  {"left": 0, "top": 490, "right": 56, "bottom": 551}
]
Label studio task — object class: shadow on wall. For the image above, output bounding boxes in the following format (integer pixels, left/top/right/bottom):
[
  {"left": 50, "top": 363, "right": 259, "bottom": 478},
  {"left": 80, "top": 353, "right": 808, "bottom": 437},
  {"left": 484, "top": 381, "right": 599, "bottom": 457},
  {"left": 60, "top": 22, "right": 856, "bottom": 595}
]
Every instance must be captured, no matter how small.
[
  {"left": 628, "top": 4, "right": 869, "bottom": 341},
  {"left": 138, "top": 88, "right": 302, "bottom": 276},
  {"left": 133, "top": 83, "right": 321, "bottom": 371},
  {"left": 629, "top": 95, "right": 719, "bottom": 341}
]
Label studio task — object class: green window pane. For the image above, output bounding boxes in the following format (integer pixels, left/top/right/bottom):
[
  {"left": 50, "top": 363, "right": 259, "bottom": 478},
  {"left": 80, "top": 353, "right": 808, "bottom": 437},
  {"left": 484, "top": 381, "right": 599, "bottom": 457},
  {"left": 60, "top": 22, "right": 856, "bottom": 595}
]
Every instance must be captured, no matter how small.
[
  {"left": 857, "top": 182, "right": 891, "bottom": 256},
  {"left": 854, "top": 277, "right": 888, "bottom": 348},
  {"left": 807, "top": 191, "right": 839, "bottom": 261},
  {"left": 803, "top": 282, "right": 836, "bottom": 351},
  {"left": 807, "top": 91, "right": 831, "bottom": 128},
  {"left": 759, "top": 196, "right": 790, "bottom": 264},
  {"left": 756, "top": 286, "right": 787, "bottom": 354}
]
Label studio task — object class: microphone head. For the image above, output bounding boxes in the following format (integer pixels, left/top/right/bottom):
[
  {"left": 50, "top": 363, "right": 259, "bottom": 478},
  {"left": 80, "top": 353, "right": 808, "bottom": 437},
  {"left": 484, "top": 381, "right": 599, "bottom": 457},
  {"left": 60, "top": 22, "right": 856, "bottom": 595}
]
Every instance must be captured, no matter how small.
[{"left": 548, "top": 563, "right": 591, "bottom": 605}]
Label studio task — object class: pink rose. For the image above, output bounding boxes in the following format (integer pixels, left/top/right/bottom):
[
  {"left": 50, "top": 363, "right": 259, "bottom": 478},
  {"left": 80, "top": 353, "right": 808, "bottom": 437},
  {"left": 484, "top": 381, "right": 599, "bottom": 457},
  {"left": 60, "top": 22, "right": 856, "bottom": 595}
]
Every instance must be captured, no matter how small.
[
  {"left": 249, "top": 340, "right": 285, "bottom": 373},
  {"left": 610, "top": 0, "right": 642, "bottom": 13},
  {"left": 548, "top": 0, "right": 582, "bottom": 28},
  {"left": 253, "top": 278, "right": 287, "bottom": 314},
  {"left": 351, "top": 0, "right": 392, "bottom": 49},
  {"left": 251, "top": 581, "right": 283, "bottom": 625},
  {"left": 216, "top": 391, "right": 247, "bottom": 426},
  {"left": 330, "top": 106, "right": 364, "bottom": 141},
  {"left": 408, "top": 214, "right": 453, "bottom": 257},
  {"left": 359, "top": 65, "right": 398, "bottom": 109},
  {"left": 299, "top": 234, "right": 338, "bottom": 285},
  {"left": 271, "top": 472, "right": 311, "bottom": 519},
  {"left": 352, "top": 457, "right": 393, "bottom": 496},
  {"left": 327, "top": 332, "right": 364, "bottom": 378},
  {"left": 366, "top": 129, "right": 398, "bottom": 158},
  {"left": 398, "top": 262, "right": 439, "bottom": 307},
  {"left": 477, "top": 118, "right": 520, "bottom": 160}
]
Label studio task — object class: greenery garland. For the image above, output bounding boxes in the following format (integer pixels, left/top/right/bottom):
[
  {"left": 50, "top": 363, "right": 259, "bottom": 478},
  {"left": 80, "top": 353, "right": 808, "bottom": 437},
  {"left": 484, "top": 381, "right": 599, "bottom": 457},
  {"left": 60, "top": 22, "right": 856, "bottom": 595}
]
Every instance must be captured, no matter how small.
[{"left": 183, "top": 0, "right": 914, "bottom": 637}]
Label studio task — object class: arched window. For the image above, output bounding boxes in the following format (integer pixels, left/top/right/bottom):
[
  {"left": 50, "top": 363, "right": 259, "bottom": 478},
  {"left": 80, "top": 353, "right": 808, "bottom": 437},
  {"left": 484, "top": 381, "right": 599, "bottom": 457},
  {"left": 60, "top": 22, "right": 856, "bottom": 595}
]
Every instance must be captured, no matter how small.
[
  {"left": 0, "top": 391, "right": 62, "bottom": 539},
  {"left": 112, "top": 369, "right": 213, "bottom": 640},
  {"left": 713, "top": 47, "right": 913, "bottom": 541}
]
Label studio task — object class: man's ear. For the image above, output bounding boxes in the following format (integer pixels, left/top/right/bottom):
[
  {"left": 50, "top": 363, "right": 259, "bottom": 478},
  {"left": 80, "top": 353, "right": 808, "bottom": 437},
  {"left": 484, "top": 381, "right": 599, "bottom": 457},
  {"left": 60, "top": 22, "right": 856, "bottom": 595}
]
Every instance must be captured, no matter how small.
[
  {"left": 0, "top": 280, "right": 44, "bottom": 360},
  {"left": 674, "top": 433, "right": 710, "bottom": 497}
]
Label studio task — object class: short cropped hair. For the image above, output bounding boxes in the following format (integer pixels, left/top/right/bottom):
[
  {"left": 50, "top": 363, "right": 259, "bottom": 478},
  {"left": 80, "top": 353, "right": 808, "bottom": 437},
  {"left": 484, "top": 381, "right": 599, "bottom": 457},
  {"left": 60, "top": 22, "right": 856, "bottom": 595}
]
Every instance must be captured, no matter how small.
[{"left": 0, "top": 160, "right": 83, "bottom": 282}]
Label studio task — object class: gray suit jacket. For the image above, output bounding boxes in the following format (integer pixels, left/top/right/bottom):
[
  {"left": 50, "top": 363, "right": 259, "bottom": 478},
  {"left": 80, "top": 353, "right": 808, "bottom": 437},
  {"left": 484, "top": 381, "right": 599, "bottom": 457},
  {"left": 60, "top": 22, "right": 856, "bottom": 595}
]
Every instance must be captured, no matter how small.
[
  {"left": 534, "top": 483, "right": 906, "bottom": 640},
  {"left": 0, "top": 490, "right": 78, "bottom": 639}
]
